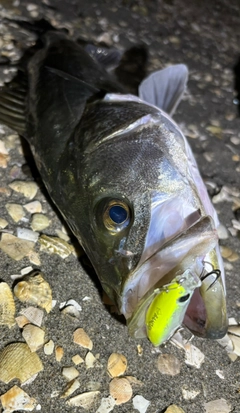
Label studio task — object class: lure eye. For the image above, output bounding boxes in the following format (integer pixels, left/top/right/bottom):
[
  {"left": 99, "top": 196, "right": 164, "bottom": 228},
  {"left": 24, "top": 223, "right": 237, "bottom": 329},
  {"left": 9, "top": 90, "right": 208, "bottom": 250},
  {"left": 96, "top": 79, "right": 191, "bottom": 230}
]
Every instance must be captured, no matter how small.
[
  {"left": 178, "top": 293, "right": 190, "bottom": 303},
  {"left": 102, "top": 199, "right": 131, "bottom": 232}
]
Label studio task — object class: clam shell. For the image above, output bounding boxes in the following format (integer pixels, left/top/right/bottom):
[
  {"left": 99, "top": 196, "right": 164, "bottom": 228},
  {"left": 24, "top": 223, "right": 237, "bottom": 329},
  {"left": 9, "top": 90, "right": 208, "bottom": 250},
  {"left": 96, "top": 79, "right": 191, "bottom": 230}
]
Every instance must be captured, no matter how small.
[
  {"left": 0, "top": 385, "right": 37, "bottom": 412},
  {"left": 109, "top": 378, "right": 133, "bottom": 405},
  {"left": 22, "top": 324, "right": 45, "bottom": 352},
  {"left": 73, "top": 328, "right": 93, "bottom": 350},
  {"left": 13, "top": 270, "right": 52, "bottom": 313},
  {"left": 0, "top": 282, "right": 15, "bottom": 328},
  {"left": 107, "top": 353, "right": 127, "bottom": 377},
  {"left": 0, "top": 342, "right": 43, "bottom": 384}
]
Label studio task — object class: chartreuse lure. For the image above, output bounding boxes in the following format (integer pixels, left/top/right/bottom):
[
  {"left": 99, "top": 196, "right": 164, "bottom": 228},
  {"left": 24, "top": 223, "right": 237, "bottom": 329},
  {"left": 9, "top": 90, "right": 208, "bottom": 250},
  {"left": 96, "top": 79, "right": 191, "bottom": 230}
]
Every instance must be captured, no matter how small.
[{"left": 146, "top": 271, "right": 201, "bottom": 346}]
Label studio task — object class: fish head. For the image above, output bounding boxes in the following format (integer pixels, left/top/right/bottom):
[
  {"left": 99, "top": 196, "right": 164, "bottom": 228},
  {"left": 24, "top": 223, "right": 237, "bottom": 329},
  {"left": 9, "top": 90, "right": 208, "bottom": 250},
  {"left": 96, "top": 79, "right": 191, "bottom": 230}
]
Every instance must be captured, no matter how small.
[{"left": 58, "top": 97, "right": 227, "bottom": 343}]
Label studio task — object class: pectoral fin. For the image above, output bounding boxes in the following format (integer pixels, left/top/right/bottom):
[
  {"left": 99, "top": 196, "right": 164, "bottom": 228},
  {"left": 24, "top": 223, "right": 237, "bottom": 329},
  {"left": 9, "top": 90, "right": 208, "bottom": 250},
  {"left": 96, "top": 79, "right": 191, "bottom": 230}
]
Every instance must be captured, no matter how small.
[{"left": 139, "top": 64, "right": 188, "bottom": 115}]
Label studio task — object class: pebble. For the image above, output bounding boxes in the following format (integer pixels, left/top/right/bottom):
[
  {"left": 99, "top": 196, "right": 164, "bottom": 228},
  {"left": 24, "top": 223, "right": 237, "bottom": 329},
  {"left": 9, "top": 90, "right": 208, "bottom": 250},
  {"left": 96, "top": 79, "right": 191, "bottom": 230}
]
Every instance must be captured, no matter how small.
[
  {"left": 31, "top": 213, "right": 50, "bottom": 231},
  {"left": 0, "top": 233, "right": 35, "bottom": 261},
  {"left": 5, "top": 203, "right": 25, "bottom": 222},
  {"left": 157, "top": 353, "right": 181, "bottom": 376},
  {"left": 9, "top": 180, "right": 38, "bottom": 199},
  {"left": 204, "top": 398, "right": 232, "bottom": 413}
]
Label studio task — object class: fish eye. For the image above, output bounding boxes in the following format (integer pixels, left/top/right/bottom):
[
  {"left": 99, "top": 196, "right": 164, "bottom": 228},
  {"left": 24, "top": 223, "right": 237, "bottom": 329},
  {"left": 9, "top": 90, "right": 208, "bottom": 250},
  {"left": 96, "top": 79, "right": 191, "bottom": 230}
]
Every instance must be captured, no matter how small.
[
  {"left": 178, "top": 293, "right": 190, "bottom": 303},
  {"left": 101, "top": 199, "right": 131, "bottom": 232}
]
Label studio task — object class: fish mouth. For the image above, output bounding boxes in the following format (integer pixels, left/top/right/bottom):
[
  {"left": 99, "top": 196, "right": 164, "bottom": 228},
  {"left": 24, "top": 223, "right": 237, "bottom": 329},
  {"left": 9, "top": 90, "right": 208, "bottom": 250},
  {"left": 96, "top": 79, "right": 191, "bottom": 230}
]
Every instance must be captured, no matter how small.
[{"left": 121, "top": 217, "right": 227, "bottom": 341}]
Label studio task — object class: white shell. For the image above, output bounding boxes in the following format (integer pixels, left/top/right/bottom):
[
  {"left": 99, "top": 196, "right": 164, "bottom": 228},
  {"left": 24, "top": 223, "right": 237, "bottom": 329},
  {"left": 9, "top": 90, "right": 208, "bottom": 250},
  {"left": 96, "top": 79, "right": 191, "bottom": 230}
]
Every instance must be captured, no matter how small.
[{"left": 0, "top": 385, "right": 37, "bottom": 412}]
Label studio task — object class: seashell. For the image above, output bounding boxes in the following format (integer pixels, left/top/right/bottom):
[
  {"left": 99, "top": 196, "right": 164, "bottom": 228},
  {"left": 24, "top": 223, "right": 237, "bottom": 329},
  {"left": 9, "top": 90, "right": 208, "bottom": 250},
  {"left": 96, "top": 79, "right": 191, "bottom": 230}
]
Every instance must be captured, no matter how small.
[
  {"left": 165, "top": 405, "right": 186, "bottom": 413},
  {"left": 60, "top": 379, "right": 80, "bottom": 399},
  {"left": 85, "top": 352, "right": 97, "bottom": 369},
  {"left": 184, "top": 343, "right": 205, "bottom": 369},
  {"left": 22, "top": 324, "right": 45, "bottom": 352},
  {"left": 0, "top": 385, "right": 37, "bottom": 412},
  {"left": 66, "top": 391, "right": 100, "bottom": 408},
  {"left": 60, "top": 299, "right": 82, "bottom": 319},
  {"left": 72, "top": 354, "right": 84, "bottom": 365},
  {"left": 16, "top": 315, "right": 30, "bottom": 328},
  {"left": 62, "top": 366, "right": 79, "bottom": 381},
  {"left": 132, "top": 395, "right": 151, "bottom": 413},
  {"left": 73, "top": 328, "right": 93, "bottom": 350},
  {"left": 0, "top": 217, "right": 8, "bottom": 229},
  {"left": 20, "top": 306, "right": 44, "bottom": 327},
  {"left": 9, "top": 180, "right": 38, "bottom": 199},
  {"left": 16, "top": 227, "right": 39, "bottom": 243},
  {"left": 0, "top": 282, "right": 15, "bottom": 328},
  {"left": 55, "top": 345, "right": 64, "bottom": 362},
  {"left": 44, "top": 339, "right": 54, "bottom": 355},
  {"left": 107, "top": 353, "right": 127, "bottom": 378},
  {"left": 0, "top": 233, "right": 35, "bottom": 261},
  {"left": 39, "top": 234, "right": 74, "bottom": 258},
  {"left": 6, "top": 203, "right": 25, "bottom": 222},
  {"left": 157, "top": 353, "right": 181, "bottom": 376},
  {"left": 137, "top": 344, "right": 143, "bottom": 356},
  {"left": 31, "top": 213, "right": 50, "bottom": 231},
  {"left": 14, "top": 270, "right": 52, "bottom": 313},
  {"left": 182, "top": 387, "right": 200, "bottom": 400},
  {"left": 109, "top": 378, "right": 133, "bottom": 405},
  {"left": 86, "top": 381, "right": 101, "bottom": 392},
  {"left": 0, "top": 342, "right": 43, "bottom": 384},
  {"left": 204, "top": 398, "right": 232, "bottom": 413},
  {"left": 95, "top": 395, "right": 116, "bottom": 413}
]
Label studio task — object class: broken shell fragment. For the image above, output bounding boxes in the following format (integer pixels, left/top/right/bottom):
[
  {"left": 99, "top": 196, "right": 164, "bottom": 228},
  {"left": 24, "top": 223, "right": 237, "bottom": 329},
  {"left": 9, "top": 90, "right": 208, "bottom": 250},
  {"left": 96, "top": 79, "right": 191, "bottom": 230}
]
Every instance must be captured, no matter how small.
[
  {"left": 0, "top": 385, "right": 37, "bottom": 412},
  {"left": 109, "top": 377, "right": 133, "bottom": 405},
  {"left": 157, "top": 353, "right": 181, "bottom": 376},
  {"left": 107, "top": 353, "right": 127, "bottom": 377},
  {"left": 39, "top": 234, "right": 74, "bottom": 258},
  {"left": 0, "top": 282, "right": 15, "bottom": 328},
  {"left": 96, "top": 395, "right": 116, "bottom": 413},
  {"left": 44, "top": 339, "right": 54, "bottom": 355},
  {"left": 62, "top": 366, "right": 79, "bottom": 381},
  {"left": 165, "top": 405, "right": 186, "bottom": 413},
  {"left": 22, "top": 324, "right": 45, "bottom": 352},
  {"left": 184, "top": 343, "right": 205, "bottom": 369},
  {"left": 20, "top": 306, "right": 44, "bottom": 327},
  {"left": 0, "top": 233, "right": 35, "bottom": 261},
  {"left": 73, "top": 328, "right": 93, "bottom": 350},
  {"left": 0, "top": 342, "right": 43, "bottom": 384},
  {"left": 60, "top": 379, "right": 80, "bottom": 399},
  {"left": 6, "top": 203, "right": 25, "bottom": 222},
  {"left": 31, "top": 213, "right": 50, "bottom": 231},
  {"left": 24, "top": 200, "right": 42, "bottom": 214},
  {"left": 55, "top": 345, "right": 64, "bottom": 362},
  {"left": 66, "top": 391, "right": 100, "bottom": 408},
  {"left": 14, "top": 270, "right": 52, "bottom": 313},
  {"left": 132, "top": 395, "right": 151, "bottom": 413},
  {"left": 9, "top": 180, "right": 38, "bottom": 199},
  {"left": 204, "top": 398, "right": 232, "bottom": 413},
  {"left": 72, "top": 354, "right": 84, "bottom": 365},
  {"left": 85, "top": 351, "right": 97, "bottom": 369}
]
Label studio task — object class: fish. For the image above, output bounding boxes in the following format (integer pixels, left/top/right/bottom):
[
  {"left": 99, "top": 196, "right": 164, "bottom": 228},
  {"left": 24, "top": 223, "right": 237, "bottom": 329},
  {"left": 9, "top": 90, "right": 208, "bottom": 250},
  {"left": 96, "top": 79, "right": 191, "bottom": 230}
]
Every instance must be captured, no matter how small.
[{"left": 0, "top": 29, "right": 228, "bottom": 345}]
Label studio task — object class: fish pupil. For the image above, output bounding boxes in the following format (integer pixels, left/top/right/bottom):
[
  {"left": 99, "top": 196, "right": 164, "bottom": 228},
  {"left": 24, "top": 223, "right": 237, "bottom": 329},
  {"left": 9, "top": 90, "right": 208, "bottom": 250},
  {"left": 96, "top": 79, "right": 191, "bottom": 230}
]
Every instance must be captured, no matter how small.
[
  {"left": 178, "top": 293, "right": 190, "bottom": 303},
  {"left": 109, "top": 205, "right": 127, "bottom": 224}
]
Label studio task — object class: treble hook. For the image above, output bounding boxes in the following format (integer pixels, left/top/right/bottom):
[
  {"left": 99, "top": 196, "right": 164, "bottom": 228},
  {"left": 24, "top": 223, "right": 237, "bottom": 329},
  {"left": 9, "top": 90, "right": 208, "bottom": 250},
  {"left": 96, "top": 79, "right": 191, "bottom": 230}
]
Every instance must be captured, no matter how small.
[{"left": 201, "top": 268, "right": 221, "bottom": 291}]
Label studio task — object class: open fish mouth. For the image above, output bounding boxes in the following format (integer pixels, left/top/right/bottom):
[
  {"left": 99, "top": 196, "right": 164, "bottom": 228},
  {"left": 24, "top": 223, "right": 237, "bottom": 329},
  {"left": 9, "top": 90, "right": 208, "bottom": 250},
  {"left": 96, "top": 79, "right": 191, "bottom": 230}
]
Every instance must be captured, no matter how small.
[{"left": 122, "top": 216, "right": 228, "bottom": 344}]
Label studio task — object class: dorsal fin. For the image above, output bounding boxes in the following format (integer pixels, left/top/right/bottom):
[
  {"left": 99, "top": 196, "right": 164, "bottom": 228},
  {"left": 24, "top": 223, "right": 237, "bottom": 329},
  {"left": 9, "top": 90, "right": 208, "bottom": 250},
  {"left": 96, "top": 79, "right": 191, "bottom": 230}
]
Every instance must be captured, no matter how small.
[{"left": 139, "top": 64, "right": 188, "bottom": 115}]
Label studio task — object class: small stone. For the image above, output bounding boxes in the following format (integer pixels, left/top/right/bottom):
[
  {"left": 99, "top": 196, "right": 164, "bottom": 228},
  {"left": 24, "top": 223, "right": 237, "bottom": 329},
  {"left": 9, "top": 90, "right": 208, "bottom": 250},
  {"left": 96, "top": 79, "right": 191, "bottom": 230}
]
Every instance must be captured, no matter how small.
[
  {"left": 24, "top": 200, "right": 42, "bottom": 214},
  {"left": 157, "top": 353, "right": 181, "bottom": 376},
  {"left": 132, "top": 395, "right": 151, "bottom": 413},
  {"left": 0, "top": 233, "right": 35, "bottom": 261},
  {"left": 204, "top": 398, "right": 232, "bottom": 413},
  {"left": 9, "top": 180, "right": 38, "bottom": 199},
  {"left": 31, "top": 214, "right": 50, "bottom": 231},
  {"left": 6, "top": 203, "right": 25, "bottom": 222}
]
